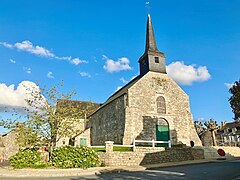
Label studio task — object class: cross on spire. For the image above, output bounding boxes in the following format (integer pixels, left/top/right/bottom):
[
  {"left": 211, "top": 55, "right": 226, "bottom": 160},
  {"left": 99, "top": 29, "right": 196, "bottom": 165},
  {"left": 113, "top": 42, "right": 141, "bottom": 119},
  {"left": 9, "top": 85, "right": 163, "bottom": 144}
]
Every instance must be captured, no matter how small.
[{"left": 146, "top": 1, "right": 150, "bottom": 14}]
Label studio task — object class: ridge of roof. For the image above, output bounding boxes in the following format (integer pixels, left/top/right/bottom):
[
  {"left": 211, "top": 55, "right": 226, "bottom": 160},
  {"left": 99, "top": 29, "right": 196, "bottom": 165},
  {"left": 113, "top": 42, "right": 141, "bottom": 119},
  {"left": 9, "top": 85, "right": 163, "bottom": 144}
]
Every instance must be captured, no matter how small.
[{"left": 89, "top": 75, "right": 141, "bottom": 117}]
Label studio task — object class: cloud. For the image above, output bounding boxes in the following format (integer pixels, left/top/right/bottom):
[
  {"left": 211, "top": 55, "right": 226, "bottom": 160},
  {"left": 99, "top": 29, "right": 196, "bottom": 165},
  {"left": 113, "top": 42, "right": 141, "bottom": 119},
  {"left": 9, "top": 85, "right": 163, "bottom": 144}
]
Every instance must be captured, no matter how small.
[
  {"left": 0, "top": 40, "right": 88, "bottom": 66},
  {"left": 103, "top": 55, "right": 132, "bottom": 73},
  {"left": 166, "top": 61, "right": 211, "bottom": 85},
  {"left": 0, "top": 81, "right": 41, "bottom": 111},
  {"left": 120, "top": 78, "right": 128, "bottom": 84},
  {"left": 224, "top": 83, "right": 234, "bottom": 89},
  {"left": 9, "top": 59, "right": 16, "bottom": 64},
  {"left": 47, "top": 72, "right": 54, "bottom": 79},
  {"left": 0, "top": 42, "right": 13, "bottom": 48},
  {"left": 23, "top": 67, "right": 31, "bottom": 74},
  {"left": 70, "top": 58, "right": 88, "bottom": 65},
  {"left": 79, "top": 72, "right": 91, "bottom": 78},
  {"left": 119, "top": 75, "right": 137, "bottom": 84},
  {"left": 14, "top": 40, "right": 55, "bottom": 58}
]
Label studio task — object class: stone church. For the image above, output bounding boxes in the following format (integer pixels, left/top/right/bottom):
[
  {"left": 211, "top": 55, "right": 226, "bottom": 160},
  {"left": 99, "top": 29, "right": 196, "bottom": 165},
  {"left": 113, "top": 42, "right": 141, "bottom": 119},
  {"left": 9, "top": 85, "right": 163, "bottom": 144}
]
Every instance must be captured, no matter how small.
[{"left": 86, "top": 14, "right": 201, "bottom": 147}]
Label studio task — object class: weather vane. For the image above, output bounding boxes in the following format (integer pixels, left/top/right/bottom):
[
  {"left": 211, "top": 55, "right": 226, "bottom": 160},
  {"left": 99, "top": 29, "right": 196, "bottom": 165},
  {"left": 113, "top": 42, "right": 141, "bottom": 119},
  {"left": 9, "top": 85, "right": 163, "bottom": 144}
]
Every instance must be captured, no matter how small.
[{"left": 146, "top": 1, "right": 150, "bottom": 14}]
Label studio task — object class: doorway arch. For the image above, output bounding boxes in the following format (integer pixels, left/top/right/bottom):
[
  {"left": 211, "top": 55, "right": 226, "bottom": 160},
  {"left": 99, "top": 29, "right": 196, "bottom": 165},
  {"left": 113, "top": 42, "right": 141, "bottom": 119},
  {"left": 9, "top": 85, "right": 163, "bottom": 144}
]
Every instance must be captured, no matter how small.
[{"left": 156, "top": 118, "right": 170, "bottom": 146}]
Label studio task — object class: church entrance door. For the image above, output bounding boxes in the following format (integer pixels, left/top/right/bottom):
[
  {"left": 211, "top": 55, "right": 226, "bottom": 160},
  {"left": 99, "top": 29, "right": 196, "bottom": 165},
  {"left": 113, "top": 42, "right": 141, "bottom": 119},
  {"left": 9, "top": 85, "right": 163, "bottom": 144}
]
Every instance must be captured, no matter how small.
[{"left": 156, "top": 125, "right": 169, "bottom": 147}]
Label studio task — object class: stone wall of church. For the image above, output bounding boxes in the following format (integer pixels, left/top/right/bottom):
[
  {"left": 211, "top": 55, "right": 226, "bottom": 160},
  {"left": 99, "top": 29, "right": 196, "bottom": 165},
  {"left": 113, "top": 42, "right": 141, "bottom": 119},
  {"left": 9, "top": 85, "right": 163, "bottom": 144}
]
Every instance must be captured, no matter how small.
[
  {"left": 89, "top": 96, "right": 126, "bottom": 145},
  {"left": 123, "top": 71, "right": 201, "bottom": 146}
]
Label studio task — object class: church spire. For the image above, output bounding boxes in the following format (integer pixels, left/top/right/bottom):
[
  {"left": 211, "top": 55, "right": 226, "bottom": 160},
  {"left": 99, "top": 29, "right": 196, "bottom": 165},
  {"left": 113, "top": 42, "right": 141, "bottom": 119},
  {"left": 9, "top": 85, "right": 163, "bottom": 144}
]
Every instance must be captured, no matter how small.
[
  {"left": 139, "top": 14, "right": 167, "bottom": 75},
  {"left": 145, "top": 14, "right": 158, "bottom": 52}
]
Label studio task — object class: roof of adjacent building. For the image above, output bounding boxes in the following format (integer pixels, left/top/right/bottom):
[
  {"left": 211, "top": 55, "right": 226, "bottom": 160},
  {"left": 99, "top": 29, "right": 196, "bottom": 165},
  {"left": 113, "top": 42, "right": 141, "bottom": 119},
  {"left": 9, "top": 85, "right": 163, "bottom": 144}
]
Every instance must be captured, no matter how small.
[
  {"left": 56, "top": 99, "right": 101, "bottom": 118},
  {"left": 222, "top": 121, "right": 240, "bottom": 129}
]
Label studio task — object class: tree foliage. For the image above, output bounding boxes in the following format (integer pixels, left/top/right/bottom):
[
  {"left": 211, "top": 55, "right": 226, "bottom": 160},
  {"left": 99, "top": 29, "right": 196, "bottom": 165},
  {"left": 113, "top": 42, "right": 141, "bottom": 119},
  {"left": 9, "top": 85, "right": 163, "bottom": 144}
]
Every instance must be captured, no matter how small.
[
  {"left": 229, "top": 80, "right": 240, "bottom": 121},
  {"left": 1, "top": 81, "right": 95, "bottom": 154}
]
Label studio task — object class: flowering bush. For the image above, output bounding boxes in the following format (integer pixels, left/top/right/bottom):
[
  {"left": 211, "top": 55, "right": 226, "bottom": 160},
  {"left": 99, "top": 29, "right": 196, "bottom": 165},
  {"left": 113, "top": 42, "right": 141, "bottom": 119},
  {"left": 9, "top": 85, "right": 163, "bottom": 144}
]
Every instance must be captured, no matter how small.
[
  {"left": 51, "top": 146, "right": 100, "bottom": 168},
  {"left": 9, "top": 148, "right": 48, "bottom": 168}
]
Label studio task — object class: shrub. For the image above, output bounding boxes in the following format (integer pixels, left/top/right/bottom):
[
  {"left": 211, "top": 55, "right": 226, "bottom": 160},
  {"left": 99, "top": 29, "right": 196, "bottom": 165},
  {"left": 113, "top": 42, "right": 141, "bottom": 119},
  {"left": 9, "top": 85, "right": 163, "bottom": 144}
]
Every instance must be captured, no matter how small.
[
  {"left": 9, "top": 148, "right": 47, "bottom": 168},
  {"left": 51, "top": 146, "right": 100, "bottom": 168}
]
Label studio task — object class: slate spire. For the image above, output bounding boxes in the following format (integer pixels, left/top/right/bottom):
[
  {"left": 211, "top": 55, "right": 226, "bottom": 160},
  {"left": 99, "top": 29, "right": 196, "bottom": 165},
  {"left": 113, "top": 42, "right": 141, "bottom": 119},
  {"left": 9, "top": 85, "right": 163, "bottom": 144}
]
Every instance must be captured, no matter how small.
[
  {"left": 139, "top": 14, "right": 167, "bottom": 75},
  {"left": 145, "top": 14, "right": 158, "bottom": 52}
]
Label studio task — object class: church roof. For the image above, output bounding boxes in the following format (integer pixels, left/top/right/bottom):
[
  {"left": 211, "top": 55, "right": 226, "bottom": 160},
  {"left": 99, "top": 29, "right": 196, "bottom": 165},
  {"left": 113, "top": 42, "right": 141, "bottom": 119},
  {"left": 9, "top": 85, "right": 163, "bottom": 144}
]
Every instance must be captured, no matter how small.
[
  {"left": 89, "top": 76, "right": 141, "bottom": 116},
  {"left": 57, "top": 99, "right": 100, "bottom": 118}
]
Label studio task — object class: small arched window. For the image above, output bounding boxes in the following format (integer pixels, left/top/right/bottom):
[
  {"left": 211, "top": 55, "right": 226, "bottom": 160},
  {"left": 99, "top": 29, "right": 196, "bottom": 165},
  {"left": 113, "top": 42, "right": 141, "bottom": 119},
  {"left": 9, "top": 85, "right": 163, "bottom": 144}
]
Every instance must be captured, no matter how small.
[{"left": 157, "top": 96, "right": 166, "bottom": 114}]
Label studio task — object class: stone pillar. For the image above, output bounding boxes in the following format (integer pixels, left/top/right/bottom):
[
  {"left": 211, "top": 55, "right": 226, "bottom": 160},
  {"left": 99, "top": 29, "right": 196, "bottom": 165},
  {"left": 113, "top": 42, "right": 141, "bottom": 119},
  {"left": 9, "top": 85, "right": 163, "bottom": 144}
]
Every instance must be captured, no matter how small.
[{"left": 105, "top": 141, "right": 114, "bottom": 153}]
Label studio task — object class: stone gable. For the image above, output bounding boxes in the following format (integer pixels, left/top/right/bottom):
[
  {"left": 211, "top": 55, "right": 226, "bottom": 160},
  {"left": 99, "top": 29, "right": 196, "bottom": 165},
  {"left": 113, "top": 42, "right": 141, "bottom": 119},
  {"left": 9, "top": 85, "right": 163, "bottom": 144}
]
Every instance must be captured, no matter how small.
[{"left": 123, "top": 71, "right": 201, "bottom": 146}]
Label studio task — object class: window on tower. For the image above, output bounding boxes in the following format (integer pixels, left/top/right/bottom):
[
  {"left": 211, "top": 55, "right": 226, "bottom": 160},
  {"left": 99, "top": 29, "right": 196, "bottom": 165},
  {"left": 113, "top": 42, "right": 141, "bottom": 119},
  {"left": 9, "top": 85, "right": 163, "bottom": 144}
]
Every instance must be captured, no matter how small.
[
  {"left": 141, "top": 60, "right": 146, "bottom": 66},
  {"left": 155, "top": 57, "right": 159, "bottom": 63}
]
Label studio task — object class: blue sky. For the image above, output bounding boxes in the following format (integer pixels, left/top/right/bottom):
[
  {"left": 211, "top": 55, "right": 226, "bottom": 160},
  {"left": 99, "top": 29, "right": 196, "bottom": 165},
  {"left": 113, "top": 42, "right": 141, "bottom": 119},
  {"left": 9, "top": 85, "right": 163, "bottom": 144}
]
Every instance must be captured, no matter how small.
[{"left": 0, "top": 0, "right": 239, "bottom": 133}]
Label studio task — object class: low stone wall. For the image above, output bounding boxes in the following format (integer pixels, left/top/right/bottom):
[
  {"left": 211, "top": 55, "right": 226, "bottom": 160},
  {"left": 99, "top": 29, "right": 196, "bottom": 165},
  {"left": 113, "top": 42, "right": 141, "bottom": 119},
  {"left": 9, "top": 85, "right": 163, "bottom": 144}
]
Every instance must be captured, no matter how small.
[
  {"left": 213, "top": 146, "right": 240, "bottom": 157},
  {"left": 98, "top": 146, "right": 204, "bottom": 167},
  {"left": 133, "top": 147, "right": 165, "bottom": 153},
  {"left": 199, "top": 146, "right": 240, "bottom": 159}
]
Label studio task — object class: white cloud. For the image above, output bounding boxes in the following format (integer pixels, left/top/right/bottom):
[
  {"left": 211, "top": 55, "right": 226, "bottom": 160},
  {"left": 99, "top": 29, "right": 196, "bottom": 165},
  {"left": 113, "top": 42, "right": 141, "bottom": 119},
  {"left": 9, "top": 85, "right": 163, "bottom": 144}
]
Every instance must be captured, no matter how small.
[
  {"left": 23, "top": 67, "right": 31, "bottom": 74},
  {"left": 166, "top": 61, "right": 211, "bottom": 85},
  {"left": 0, "top": 42, "right": 13, "bottom": 48},
  {"left": 103, "top": 55, "right": 132, "bottom": 73},
  {"left": 9, "top": 59, "right": 16, "bottom": 64},
  {"left": 119, "top": 75, "right": 137, "bottom": 84},
  {"left": 14, "top": 40, "right": 55, "bottom": 58},
  {"left": 70, "top": 58, "right": 88, "bottom": 65},
  {"left": 0, "top": 40, "right": 87, "bottom": 66},
  {"left": 47, "top": 72, "right": 54, "bottom": 79},
  {"left": 120, "top": 78, "right": 128, "bottom": 84},
  {"left": 0, "top": 81, "right": 41, "bottom": 110},
  {"left": 224, "top": 83, "right": 234, "bottom": 89},
  {"left": 79, "top": 72, "right": 91, "bottom": 78}
]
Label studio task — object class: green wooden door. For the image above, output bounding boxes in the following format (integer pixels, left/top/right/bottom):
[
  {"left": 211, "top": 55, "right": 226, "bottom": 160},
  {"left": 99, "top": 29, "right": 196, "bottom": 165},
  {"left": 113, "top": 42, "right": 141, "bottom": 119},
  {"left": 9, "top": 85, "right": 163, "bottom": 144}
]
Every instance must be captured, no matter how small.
[
  {"left": 80, "top": 138, "right": 87, "bottom": 146},
  {"left": 156, "top": 125, "right": 169, "bottom": 147}
]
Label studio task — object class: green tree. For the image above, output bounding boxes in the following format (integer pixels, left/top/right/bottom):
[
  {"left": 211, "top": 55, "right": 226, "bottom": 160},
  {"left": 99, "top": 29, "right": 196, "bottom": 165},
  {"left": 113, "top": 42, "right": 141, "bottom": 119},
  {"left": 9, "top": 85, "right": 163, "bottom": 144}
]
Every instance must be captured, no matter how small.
[
  {"left": 229, "top": 80, "right": 240, "bottom": 121},
  {"left": 1, "top": 81, "right": 95, "bottom": 157}
]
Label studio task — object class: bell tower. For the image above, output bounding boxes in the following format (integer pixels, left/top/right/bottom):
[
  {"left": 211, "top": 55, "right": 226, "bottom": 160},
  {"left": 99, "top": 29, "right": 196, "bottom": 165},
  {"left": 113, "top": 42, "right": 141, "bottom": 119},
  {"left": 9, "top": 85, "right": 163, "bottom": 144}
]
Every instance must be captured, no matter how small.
[{"left": 139, "top": 14, "right": 167, "bottom": 75}]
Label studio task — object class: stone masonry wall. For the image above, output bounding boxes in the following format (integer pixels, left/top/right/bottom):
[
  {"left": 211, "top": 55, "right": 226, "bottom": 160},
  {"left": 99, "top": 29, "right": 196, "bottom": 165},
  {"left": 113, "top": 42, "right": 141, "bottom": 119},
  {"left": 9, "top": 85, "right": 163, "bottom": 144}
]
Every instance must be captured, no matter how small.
[
  {"left": 98, "top": 146, "right": 204, "bottom": 167},
  {"left": 123, "top": 71, "right": 201, "bottom": 146},
  {"left": 200, "top": 146, "right": 240, "bottom": 159},
  {"left": 89, "top": 96, "right": 126, "bottom": 145},
  {"left": 0, "top": 131, "right": 19, "bottom": 159}
]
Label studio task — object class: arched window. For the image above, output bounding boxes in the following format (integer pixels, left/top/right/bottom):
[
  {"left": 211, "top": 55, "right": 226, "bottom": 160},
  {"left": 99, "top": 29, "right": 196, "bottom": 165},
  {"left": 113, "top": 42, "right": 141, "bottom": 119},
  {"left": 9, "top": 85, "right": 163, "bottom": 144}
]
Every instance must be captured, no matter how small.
[{"left": 157, "top": 96, "right": 166, "bottom": 114}]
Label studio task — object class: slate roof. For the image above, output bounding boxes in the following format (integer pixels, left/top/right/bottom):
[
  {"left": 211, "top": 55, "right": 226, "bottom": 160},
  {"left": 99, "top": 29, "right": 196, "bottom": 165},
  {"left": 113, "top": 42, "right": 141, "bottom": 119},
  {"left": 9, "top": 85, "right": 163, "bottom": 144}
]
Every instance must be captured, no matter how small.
[
  {"left": 90, "top": 75, "right": 141, "bottom": 116},
  {"left": 56, "top": 99, "right": 101, "bottom": 118},
  {"left": 222, "top": 122, "right": 240, "bottom": 129}
]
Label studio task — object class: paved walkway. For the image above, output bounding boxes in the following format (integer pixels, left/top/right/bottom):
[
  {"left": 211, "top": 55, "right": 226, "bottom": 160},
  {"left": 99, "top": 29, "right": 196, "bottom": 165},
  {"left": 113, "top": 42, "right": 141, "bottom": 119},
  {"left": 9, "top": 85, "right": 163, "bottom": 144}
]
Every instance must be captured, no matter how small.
[{"left": 0, "top": 158, "right": 238, "bottom": 177}]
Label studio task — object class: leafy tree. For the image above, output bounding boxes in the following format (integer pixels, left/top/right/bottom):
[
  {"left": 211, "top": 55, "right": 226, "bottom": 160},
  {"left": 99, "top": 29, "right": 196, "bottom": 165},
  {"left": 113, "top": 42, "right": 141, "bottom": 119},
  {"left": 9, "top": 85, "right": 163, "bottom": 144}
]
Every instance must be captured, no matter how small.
[
  {"left": 229, "top": 80, "right": 240, "bottom": 122},
  {"left": 1, "top": 81, "right": 95, "bottom": 157}
]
